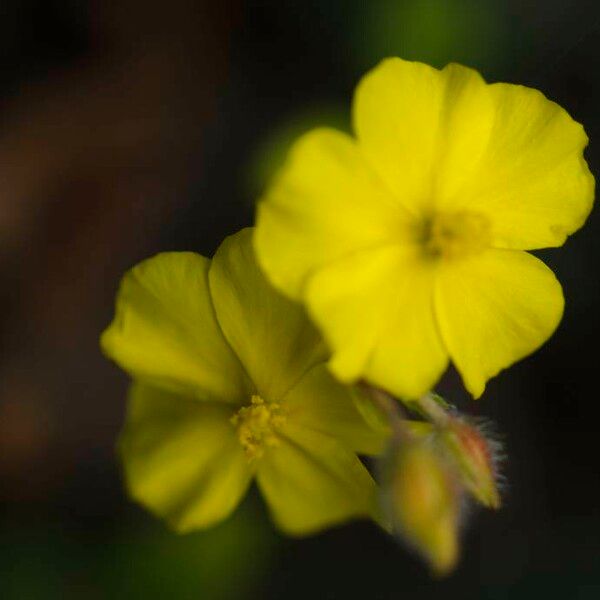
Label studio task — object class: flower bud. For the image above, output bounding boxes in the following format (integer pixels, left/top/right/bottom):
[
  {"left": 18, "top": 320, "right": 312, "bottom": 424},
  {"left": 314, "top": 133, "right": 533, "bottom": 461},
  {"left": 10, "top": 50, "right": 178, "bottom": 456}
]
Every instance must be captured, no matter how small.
[
  {"left": 438, "top": 418, "right": 501, "bottom": 509},
  {"left": 382, "top": 439, "right": 462, "bottom": 576}
]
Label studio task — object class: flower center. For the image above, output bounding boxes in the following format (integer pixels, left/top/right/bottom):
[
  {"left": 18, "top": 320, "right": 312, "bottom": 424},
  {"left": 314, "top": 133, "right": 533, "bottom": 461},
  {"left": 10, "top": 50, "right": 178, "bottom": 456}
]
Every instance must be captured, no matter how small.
[
  {"left": 421, "top": 211, "right": 491, "bottom": 259},
  {"left": 231, "top": 395, "right": 286, "bottom": 461}
]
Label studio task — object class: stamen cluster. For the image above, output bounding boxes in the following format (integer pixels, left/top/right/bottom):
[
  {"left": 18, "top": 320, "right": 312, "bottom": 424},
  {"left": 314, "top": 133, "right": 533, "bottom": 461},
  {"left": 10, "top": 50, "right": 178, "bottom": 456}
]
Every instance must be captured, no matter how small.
[{"left": 231, "top": 395, "right": 286, "bottom": 460}]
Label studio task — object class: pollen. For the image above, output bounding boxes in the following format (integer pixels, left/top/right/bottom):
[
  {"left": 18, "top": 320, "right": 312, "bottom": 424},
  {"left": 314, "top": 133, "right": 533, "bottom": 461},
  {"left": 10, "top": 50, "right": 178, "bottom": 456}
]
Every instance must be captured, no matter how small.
[
  {"left": 231, "top": 395, "right": 286, "bottom": 461},
  {"left": 421, "top": 210, "right": 491, "bottom": 259}
]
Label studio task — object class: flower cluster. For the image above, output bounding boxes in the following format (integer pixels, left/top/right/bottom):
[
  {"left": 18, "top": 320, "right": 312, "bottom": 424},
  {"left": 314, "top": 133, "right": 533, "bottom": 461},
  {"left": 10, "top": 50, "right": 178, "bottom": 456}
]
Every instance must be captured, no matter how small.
[{"left": 102, "top": 58, "right": 593, "bottom": 574}]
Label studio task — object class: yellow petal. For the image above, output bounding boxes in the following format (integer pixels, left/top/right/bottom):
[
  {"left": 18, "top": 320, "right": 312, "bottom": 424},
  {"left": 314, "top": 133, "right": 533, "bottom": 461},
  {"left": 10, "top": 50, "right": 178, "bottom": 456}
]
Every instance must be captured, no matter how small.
[
  {"left": 281, "top": 364, "right": 386, "bottom": 456},
  {"left": 119, "top": 383, "right": 253, "bottom": 532},
  {"left": 209, "top": 229, "right": 327, "bottom": 401},
  {"left": 256, "top": 423, "right": 376, "bottom": 536},
  {"left": 435, "top": 249, "right": 564, "bottom": 397},
  {"left": 354, "top": 58, "right": 438, "bottom": 207},
  {"left": 354, "top": 58, "right": 478, "bottom": 213},
  {"left": 254, "top": 127, "right": 404, "bottom": 299},
  {"left": 101, "top": 252, "right": 249, "bottom": 404},
  {"left": 304, "top": 245, "right": 448, "bottom": 400},
  {"left": 446, "top": 82, "right": 594, "bottom": 249}
]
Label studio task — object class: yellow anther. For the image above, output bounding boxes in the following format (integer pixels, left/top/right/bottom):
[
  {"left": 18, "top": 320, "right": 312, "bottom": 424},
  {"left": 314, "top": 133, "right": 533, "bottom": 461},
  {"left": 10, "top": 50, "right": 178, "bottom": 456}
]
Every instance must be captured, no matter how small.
[
  {"left": 231, "top": 395, "right": 286, "bottom": 461},
  {"left": 421, "top": 211, "right": 491, "bottom": 259}
]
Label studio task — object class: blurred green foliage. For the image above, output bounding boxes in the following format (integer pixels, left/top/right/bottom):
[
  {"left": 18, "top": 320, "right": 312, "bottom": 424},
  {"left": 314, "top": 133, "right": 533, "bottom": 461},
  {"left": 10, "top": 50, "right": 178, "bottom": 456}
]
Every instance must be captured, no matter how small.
[
  {"left": 353, "top": 0, "right": 511, "bottom": 73},
  {"left": 245, "top": 0, "right": 513, "bottom": 202},
  {"left": 243, "top": 104, "right": 349, "bottom": 200},
  {"left": 0, "top": 495, "right": 277, "bottom": 599}
]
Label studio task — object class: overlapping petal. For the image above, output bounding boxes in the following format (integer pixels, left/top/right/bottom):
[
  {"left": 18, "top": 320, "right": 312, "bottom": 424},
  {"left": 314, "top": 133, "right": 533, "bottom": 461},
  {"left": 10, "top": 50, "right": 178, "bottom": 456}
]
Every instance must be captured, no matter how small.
[
  {"left": 440, "top": 81, "right": 594, "bottom": 249},
  {"left": 434, "top": 249, "right": 564, "bottom": 398},
  {"left": 282, "top": 364, "right": 387, "bottom": 456},
  {"left": 254, "top": 128, "right": 406, "bottom": 299},
  {"left": 255, "top": 423, "right": 377, "bottom": 536},
  {"left": 101, "top": 252, "right": 249, "bottom": 404},
  {"left": 355, "top": 58, "right": 462, "bottom": 212},
  {"left": 354, "top": 57, "right": 593, "bottom": 249},
  {"left": 120, "top": 383, "right": 253, "bottom": 532},
  {"left": 304, "top": 245, "right": 448, "bottom": 400},
  {"left": 209, "top": 229, "right": 328, "bottom": 401}
]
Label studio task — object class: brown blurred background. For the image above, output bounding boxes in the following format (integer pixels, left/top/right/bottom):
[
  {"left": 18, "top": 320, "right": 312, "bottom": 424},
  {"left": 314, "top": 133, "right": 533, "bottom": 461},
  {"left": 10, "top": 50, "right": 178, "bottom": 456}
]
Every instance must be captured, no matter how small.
[{"left": 1, "top": 1, "right": 600, "bottom": 598}]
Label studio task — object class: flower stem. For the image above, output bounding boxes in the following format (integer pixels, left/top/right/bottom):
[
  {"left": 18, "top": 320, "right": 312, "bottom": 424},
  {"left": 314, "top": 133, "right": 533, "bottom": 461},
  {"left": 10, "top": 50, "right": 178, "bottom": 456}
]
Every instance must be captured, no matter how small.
[
  {"left": 358, "top": 382, "right": 409, "bottom": 440},
  {"left": 415, "top": 393, "right": 450, "bottom": 427}
]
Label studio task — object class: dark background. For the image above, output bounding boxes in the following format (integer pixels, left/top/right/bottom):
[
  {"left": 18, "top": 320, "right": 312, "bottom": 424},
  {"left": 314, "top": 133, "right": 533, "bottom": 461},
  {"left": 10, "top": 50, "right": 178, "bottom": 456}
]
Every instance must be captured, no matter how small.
[{"left": 1, "top": 1, "right": 599, "bottom": 598}]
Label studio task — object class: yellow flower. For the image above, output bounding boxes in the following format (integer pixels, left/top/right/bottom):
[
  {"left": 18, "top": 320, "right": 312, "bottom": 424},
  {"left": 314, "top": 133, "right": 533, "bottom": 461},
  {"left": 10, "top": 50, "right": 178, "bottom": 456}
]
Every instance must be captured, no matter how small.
[
  {"left": 101, "top": 229, "right": 384, "bottom": 535},
  {"left": 255, "top": 58, "right": 594, "bottom": 399}
]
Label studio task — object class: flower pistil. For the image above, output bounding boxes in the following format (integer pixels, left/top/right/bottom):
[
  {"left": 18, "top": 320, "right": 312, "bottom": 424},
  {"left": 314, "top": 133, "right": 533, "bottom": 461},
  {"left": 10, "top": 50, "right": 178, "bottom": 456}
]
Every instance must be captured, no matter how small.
[{"left": 421, "top": 210, "right": 491, "bottom": 259}]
